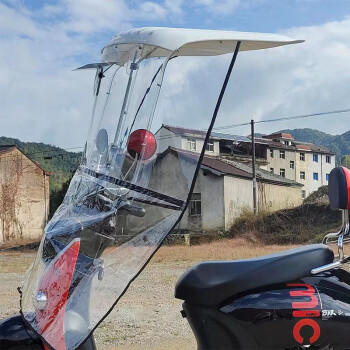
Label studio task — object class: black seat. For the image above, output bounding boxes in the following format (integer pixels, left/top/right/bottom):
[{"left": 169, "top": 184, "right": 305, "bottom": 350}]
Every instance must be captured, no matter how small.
[{"left": 175, "top": 244, "right": 334, "bottom": 306}]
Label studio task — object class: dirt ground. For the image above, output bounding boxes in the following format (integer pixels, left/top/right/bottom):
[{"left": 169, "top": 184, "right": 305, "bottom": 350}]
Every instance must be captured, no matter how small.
[{"left": 0, "top": 239, "right": 298, "bottom": 349}]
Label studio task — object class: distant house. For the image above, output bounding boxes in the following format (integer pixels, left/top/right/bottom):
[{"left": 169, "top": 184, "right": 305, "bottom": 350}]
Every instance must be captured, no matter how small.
[
  {"left": 152, "top": 147, "right": 303, "bottom": 232},
  {"left": 157, "top": 125, "right": 336, "bottom": 200},
  {"left": 156, "top": 125, "right": 221, "bottom": 155},
  {"left": 239, "top": 132, "right": 336, "bottom": 198},
  {"left": 0, "top": 145, "right": 51, "bottom": 243}
]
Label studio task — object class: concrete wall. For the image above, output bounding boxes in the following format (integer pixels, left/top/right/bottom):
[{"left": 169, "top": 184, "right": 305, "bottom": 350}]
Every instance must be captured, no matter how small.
[
  {"left": 0, "top": 148, "right": 49, "bottom": 243},
  {"left": 299, "top": 152, "right": 335, "bottom": 197},
  {"left": 223, "top": 175, "right": 303, "bottom": 231},
  {"left": 179, "top": 170, "right": 225, "bottom": 231},
  {"left": 223, "top": 176, "right": 253, "bottom": 231},
  {"left": 150, "top": 148, "right": 304, "bottom": 233},
  {"left": 295, "top": 150, "right": 309, "bottom": 196},
  {"left": 181, "top": 137, "right": 220, "bottom": 155},
  {"left": 257, "top": 182, "right": 303, "bottom": 212},
  {"left": 156, "top": 128, "right": 182, "bottom": 154},
  {"left": 267, "top": 148, "right": 297, "bottom": 180}
]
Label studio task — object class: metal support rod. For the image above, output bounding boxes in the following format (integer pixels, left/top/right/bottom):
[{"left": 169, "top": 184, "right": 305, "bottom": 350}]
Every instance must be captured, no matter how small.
[
  {"left": 186, "top": 41, "right": 241, "bottom": 206},
  {"left": 251, "top": 119, "right": 257, "bottom": 215},
  {"left": 114, "top": 50, "right": 138, "bottom": 144}
]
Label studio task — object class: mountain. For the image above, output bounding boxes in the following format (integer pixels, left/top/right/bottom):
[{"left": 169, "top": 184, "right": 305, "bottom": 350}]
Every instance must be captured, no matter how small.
[
  {"left": 278, "top": 128, "right": 350, "bottom": 164},
  {"left": 0, "top": 136, "right": 81, "bottom": 193}
]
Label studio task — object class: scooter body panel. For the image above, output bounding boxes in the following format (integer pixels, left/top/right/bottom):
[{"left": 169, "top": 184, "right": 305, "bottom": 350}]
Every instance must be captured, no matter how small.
[
  {"left": 0, "top": 314, "right": 44, "bottom": 350},
  {"left": 0, "top": 314, "right": 97, "bottom": 350},
  {"left": 183, "top": 268, "right": 350, "bottom": 349}
]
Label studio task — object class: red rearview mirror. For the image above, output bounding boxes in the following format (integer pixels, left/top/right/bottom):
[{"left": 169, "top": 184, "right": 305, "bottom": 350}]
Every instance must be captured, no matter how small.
[{"left": 127, "top": 129, "right": 157, "bottom": 160}]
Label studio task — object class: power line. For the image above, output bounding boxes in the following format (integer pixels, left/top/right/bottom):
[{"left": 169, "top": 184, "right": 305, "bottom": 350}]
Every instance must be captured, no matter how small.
[
  {"left": 213, "top": 107, "right": 350, "bottom": 131},
  {"left": 1, "top": 107, "right": 348, "bottom": 160}
]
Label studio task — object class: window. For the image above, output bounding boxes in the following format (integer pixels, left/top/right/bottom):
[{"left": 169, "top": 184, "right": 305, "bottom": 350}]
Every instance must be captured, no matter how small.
[
  {"left": 270, "top": 149, "right": 274, "bottom": 158},
  {"left": 302, "top": 190, "right": 306, "bottom": 200},
  {"left": 280, "top": 168, "right": 285, "bottom": 177},
  {"left": 205, "top": 140, "right": 214, "bottom": 152},
  {"left": 313, "top": 154, "right": 318, "bottom": 162},
  {"left": 326, "top": 155, "right": 331, "bottom": 164},
  {"left": 190, "top": 193, "right": 201, "bottom": 216},
  {"left": 270, "top": 168, "right": 274, "bottom": 173},
  {"left": 187, "top": 138, "right": 196, "bottom": 151},
  {"left": 279, "top": 150, "right": 285, "bottom": 159},
  {"left": 300, "top": 171, "right": 305, "bottom": 180},
  {"left": 326, "top": 173, "right": 330, "bottom": 181},
  {"left": 313, "top": 172, "right": 319, "bottom": 181},
  {"left": 300, "top": 153, "right": 305, "bottom": 161},
  {"left": 290, "top": 160, "right": 295, "bottom": 169}
]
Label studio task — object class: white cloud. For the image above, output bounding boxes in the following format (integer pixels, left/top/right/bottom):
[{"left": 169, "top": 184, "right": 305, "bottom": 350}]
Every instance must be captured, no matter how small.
[
  {"left": 137, "top": 2, "right": 168, "bottom": 20},
  {"left": 164, "top": 0, "right": 185, "bottom": 16},
  {"left": 0, "top": 0, "right": 176, "bottom": 148},
  {"left": 194, "top": 0, "right": 240, "bottom": 15},
  {"left": 164, "top": 17, "right": 350, "bottom": 137},
  {"left": 1, "top": 0, "right": 350, "bottom": 152}
]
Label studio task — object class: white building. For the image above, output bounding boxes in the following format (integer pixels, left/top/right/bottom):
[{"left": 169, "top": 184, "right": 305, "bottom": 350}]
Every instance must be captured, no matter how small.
[
  {"left": 250, "top": 133, "right": 335, "bottom": 199},
  {"left": 156, "top": 125, "right": 221, "bottom": 155},
  {"left": 155, "top": 126, "right": 335, "bottom": 232},
  {"left": 151, "top": 145, "right": 303, "bottom": 232}
]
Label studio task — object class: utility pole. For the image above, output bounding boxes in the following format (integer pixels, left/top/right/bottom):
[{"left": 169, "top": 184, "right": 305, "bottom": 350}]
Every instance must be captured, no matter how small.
[{"left": 251, "top": 119, "right": 257, "bottom": 215}]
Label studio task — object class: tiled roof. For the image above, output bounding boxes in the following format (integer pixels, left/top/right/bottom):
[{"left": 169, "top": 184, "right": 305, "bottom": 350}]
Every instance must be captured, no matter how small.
[
  {"left": 201, "top": 156, "right": 251, "bottom": 178},
  {"left": 164, "top": 147, "right": 302, "bottom": 187},
  {"left": 162, "top": 125, "right": 206, "bottom": 138},
  {"left": 218, "top": 158, "right": 302, "bottom": 186},
  {"left": 296, "top": 144, "right": 311, "bottom": 151},
  {"left": 211, "top": 131, "right": 250, "bottom": 142},
  {"left": 161, "top": 125, "right": 335, "bottom": 155},
  {"left": 252, "top": 137, "right": 334, "bottom": 154},
  {"left": 162, "top": 125, "right": 250, "bottom": 142},
  {"left": 263, "top": 132, "right": 294, "bottom": 140}
]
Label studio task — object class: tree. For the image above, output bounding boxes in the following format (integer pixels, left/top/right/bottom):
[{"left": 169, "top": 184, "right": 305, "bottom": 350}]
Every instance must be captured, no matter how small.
[
  {"left": 341, "top": 155, "right": 350, "bottom": 169},
  {"left": 49, "top": 177, "right": 73, "bottom": 218}
]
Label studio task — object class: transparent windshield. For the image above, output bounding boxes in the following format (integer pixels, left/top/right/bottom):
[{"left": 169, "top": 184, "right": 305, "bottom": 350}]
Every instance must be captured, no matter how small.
[{"left": 21, "top": 44, "right": 227, "bottom": 350}]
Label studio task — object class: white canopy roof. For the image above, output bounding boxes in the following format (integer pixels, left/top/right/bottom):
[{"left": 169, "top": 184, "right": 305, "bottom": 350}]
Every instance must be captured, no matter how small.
[{"left": 101, "top": 27, "right": 303, "bottom": 63}]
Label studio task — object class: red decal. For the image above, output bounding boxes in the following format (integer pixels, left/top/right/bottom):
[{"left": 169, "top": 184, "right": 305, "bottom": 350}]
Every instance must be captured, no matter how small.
[
  {"left": 293, "top": 319, "right": 321, "bottom": 344},
  {"left": 293, "top": 310, "right": 320, "bottom": 318},
  {"left": 288, "top": 283, "right": 321, "bottom": 345},
  {"left": 36, "top": 239, "right": 80, "bottom": 350},
  {"left": 287, "top": 283, "right": 318, "bottom": 309}
]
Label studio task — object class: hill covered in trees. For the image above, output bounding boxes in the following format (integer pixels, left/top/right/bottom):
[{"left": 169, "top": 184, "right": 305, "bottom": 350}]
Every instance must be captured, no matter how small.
[{"left": 280, "top": 128, "right": 350, "bottom": 164}]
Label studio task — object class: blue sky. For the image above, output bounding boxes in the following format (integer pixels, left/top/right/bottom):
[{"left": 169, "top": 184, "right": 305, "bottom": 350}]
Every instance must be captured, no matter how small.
[
  {"left": 14, "top": 0, "right": 350, "bottom": 32},
  {"left": 1, "top": 0, "right": 350, "bottom": 147}
]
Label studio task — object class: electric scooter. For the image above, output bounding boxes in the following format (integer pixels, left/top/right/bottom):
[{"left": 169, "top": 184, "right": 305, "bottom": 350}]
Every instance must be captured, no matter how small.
[{"left": 1, "top": 27, "right": 348, "bottom": 350}]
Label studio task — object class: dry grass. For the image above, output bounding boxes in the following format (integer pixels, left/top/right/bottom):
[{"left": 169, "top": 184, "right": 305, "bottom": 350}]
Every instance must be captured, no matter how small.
[
  {"left": 228, "top": 204, "right": 341, "bottom": 245},
  {"left": 152, "top": 238, "right": 297, "bottom": 263}
]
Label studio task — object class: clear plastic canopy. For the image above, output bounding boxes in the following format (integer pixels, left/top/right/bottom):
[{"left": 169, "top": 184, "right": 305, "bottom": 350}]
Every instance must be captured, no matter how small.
[
  {"left": 20, "top": 44, "right": 224, "bottom": 350},
  {"left": 20, "top": 28, "right": 303, "bottom": 350}
]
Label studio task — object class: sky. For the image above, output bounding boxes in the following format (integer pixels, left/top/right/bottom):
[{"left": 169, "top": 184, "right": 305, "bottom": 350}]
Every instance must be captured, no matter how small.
[{"left": 1, "top": 0, "right": 350, "bottom": 149}]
